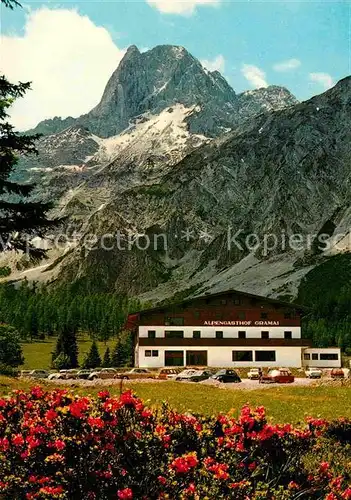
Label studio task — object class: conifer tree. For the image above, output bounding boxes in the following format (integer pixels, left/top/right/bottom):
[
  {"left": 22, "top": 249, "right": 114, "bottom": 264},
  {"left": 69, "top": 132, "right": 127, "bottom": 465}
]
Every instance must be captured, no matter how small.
[
  {"left": 111, "top": 340, "right": 124, "bottom": 368},
  {"left": 1, "top": 0, "right": 58, "bottom": 255},
  {"left": 102, "top": 347, "right": 111, "bottom": 367},
  {"left": 82, "top": 341, "right": 101, "bottom": 369},
  {"left": 0, "top": 76, "right": 58, "bottom": 256},
  {"left": 52, "top": 326, "right": 78, "bottom": 368}
]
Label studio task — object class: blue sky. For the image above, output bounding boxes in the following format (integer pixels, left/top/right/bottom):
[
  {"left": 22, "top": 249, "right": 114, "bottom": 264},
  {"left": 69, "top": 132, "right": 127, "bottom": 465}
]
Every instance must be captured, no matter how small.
[{"left": 1, "top": 0, "right": 350, "bottom": 129}]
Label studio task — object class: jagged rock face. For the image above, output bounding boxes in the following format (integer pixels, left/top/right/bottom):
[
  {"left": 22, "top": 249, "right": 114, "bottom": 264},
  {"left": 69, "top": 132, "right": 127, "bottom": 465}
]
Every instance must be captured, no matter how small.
[
  {"left": 26, "top": 116, "right": 76, "bottom": 137},
  {"left": 15, "top": 126, "right": 101, "bottom": 203},
  {"left": 28, "top": 45, "right": 297, "bottom": 139},
  {"left": 236, "top": 86, "right": 298, "bottom": 121},
  {"left": 55, "top": 77, "right": 351, "bottom": 299},
  {"left": 19, "top": 104, "right": 210, "bottom": 213},
  {"left": 12, "top": 44, "right": 349, "bottom": 304}
]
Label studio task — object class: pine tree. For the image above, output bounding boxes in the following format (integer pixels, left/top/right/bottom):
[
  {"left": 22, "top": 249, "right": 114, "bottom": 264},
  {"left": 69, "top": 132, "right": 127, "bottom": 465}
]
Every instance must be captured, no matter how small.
[
  {"left": 0, "top": 76, "right": 59, "bottom": 256},
  {"left": 1, "top": 0, "right": 58, "bottom": 260},
  {"left": 119, "top": 330, "right": 133, "bottom": 367},
  {"left": 52, "top": 335, "right": 64, "bottom": 366},
  {"left": 111, "top": 340, "right": 124, "bottom": 368},
  {"left": 52, "top": 327, "right": 78, "bottom": 369},
  {"left": 82, "top": 341, "right": 101, "bottom": 369},
  {"left": 100, "top": 316, "right": 111, "bottom": 344},
  {"left": 102, "top": 347, "right": 111, "bottom": 368}
]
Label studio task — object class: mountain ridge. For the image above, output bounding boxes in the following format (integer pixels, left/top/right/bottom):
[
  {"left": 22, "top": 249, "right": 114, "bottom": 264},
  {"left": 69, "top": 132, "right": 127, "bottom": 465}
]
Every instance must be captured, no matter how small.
[
  {"left": 7, "top": 45, "right": 350, "bottom": 310},
  {"left": 26, "top": 44, "right": 297, "bottom": 139}
]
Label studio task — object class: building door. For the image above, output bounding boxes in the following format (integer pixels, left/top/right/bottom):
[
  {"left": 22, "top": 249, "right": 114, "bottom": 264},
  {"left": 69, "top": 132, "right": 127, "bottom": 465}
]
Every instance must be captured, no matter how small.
[
  {"left": 165, "top": 351, "right": 184, "bottom": 366},
  {"left": 186, "top": 351, "right": 208, "bottom": 366}
]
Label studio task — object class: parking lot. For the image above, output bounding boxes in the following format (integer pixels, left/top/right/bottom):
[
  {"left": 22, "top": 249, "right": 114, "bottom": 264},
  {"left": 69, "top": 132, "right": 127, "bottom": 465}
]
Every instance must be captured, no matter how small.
[
  {"left": 21, "top": 366, "right": 350, "bottom": 387},
  {"left": 42, "top": 375, "right": 321, "bottom": 391}
]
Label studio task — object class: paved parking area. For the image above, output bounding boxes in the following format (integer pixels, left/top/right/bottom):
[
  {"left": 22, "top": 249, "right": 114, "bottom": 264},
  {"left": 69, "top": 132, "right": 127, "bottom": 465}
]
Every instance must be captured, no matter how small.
[
  {"left": 45, "top": 377, "right": 318, "bottom": 389},
  {"left": 201, "top": 377, "right": 316, "bottom": 390}
]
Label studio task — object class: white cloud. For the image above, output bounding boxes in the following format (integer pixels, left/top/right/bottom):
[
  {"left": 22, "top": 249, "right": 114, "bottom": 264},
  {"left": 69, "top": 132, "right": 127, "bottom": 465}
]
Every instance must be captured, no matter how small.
[
  {"left": 241, "top": 64, "right": 268, "bottom": 89},
  {"left": 309, "top": 72, "right": 334, "bottom": 90},
  {"left": 146, "top": 0, "right": 220, "bottom": 16},
  {"left": 273, "top": 58, "right": 301, "bottom": 72},
  {"left": 1, "top": 8, "right": 125, "bottom": 130},
  {"left": 201, "top": 55, "right": 225, "bottom": 73}
]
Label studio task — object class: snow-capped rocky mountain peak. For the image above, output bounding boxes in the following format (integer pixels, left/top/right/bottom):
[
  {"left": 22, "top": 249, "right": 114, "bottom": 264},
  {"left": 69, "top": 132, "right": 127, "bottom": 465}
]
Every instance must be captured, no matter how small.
[{"left": 28, "top": 44, "right": 297, "bottom": 140}]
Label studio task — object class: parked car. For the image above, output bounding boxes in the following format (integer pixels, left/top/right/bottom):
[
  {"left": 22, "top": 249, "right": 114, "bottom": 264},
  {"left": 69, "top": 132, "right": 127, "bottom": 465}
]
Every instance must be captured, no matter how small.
[
  {"left": 331, "top": 368, "right": 344, "bottom": 379},
  {"left": 62, "top": 369, "right": 80, "bottom": 380},
  {"left": 175, "top": 369, "right": 201, "bottom": 381},
  {"left": 49, "top": 369, "right": 79, "bottom": 380},
  {"left": 88, "top": 368, "right": 119, "bottom": 380},
  {"left": 211, "top": 369, "right": 241, "bottom": 383},
  {"left": 260, "top": 368, "right": 294, "bottom": 384},
  {"left": 156, "top": 368, "right": 180, "bottom": 380},
  {"left": 19, "top": 370, "right": 32, "bottom": 378},
  {"left": 305, "top": 367, "right": 322, "bottom": 379},
  {"left": 176, "top": 369, "right": 211, "bottom": 382},
  {"left": 114, "top": 368, "right": 155, "bottom": 380},
  {"left": 76, "top": 370, "right": 92, "bottom": 380},
  {"left": 27, "top": 369, "right": 49, "bottom": 379},
  {"left": 247, "top": 368, "right": 263, "bottom": 380}
]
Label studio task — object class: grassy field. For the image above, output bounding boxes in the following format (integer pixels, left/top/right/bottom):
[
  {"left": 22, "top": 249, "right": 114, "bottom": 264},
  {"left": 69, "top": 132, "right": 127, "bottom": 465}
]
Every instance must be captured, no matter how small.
[
  {"left": 1, "top": 376, "right": 350, "bottom": 423},
  {"left": 14, "top": 339, "right": 351, "bottom": 424},
  {"left": 21, "top": 337, "right": 116, "bottom": 369}
]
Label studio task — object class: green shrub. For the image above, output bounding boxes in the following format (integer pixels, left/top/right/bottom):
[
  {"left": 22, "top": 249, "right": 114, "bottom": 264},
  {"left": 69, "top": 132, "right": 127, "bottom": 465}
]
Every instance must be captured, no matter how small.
[
  {"left": 0, "top": 390, "right": 350, "bottom": 499},
  {"left": 52, "top": 353, "right": 71, "bottom": 370},
  {"left": 0, "top": 324, "right": 24, "bottom": 367},
  {"left": 0, "top": 266, "right": 11, "bottom": 277},
  {"left": 0, "top": 363, "right": 18, "bottom": 377}
]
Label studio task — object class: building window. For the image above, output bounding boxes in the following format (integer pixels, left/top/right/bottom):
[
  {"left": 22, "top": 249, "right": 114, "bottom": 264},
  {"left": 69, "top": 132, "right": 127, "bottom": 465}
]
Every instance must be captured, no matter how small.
[
  {"left": 312, "top": 353, "right": 318, "bottom": 360},
  {"left": 238, "top": 331, "right": 246, "bottom": 339},
  {"left": 215, "top": 331, "right": 223, "bottom": 339},
  {"left": 165, "top": 331, "right": 184, "bottom": 339},
  {"left": 215, "top": 312, "right": 223, "bottom": 320},
  {"left": 304, "top": 353, "right": 311, "bottom": 360},
  {"left": 148, "top": 331, "right": 156, "bottom": 339},
  {"left": 284, "top": 312, "right": 292, "bottom": 319},
  {"left": 284, "top": 331, "right": 292, "bottom": 339},
  {"left": 165, "top": 351, "right": 184, "bottom": 367},
  {"left": 233, "top": 297, "right": 241, "bottom": 305},
  {"left": 194, "top": 311, "right": 200, "bottom": 319},
  {"left": 238, "top": 311, "right": 246, "bottom": 320},
  {"left": 261, "top": 331, "right": 269, "bottom": 339},
  {"left": 232, "top": 350, "right": 253, "bottom": 362},
  {"left": 320, "top": 353, "right": 339, "bottom": 360},
  {"left": 165, "top": 317, "right": 184, "bottom": 326},
  {"left": 261, "top": 312, "right": 268, "bottom": 319},
  {"left": 193, "top": 331, "right": 201, "bottom": 339},
  {"left": 221, "top": 299, "right": 227, "bottom": 305},
  {"left": 255, "top": 350, "right": 276, "bottom": 362},
  {"left": 145, "top": 350, "right": 158, "bottom": 357}
]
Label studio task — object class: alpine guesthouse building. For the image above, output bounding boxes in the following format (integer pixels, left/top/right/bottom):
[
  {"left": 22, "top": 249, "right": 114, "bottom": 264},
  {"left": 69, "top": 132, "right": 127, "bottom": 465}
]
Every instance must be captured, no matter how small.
[{"left": 126, "top": 290, "right": 341, "bottom": 369}]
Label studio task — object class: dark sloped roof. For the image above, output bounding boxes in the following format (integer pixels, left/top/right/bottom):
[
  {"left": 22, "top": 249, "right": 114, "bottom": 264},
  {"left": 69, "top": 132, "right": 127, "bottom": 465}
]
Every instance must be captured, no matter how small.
[{"left": 133, "top": 288, "right": 306, "bottom": 317}]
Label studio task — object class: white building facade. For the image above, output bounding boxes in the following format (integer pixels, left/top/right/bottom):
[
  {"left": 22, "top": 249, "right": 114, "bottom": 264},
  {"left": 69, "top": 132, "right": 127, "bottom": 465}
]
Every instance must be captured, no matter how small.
[{"left": 126, "top": 290, "right": 342, "bottom": 369}]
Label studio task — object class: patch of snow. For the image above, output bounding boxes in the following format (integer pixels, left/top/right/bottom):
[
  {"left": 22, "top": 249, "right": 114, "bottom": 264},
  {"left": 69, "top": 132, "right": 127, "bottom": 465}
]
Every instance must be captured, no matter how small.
[
  {"left": 30, "top": 167, "right": 54, "bottom": 172},
  {"left": 97, "top": 104, "right": 208, "bottom": 162}
]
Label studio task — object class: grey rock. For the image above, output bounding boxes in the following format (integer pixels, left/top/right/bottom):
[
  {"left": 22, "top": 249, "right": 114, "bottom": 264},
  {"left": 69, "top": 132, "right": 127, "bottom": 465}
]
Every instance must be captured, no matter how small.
[{"left": 28, "top": 45, "right": 297, "bottom": 139}]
